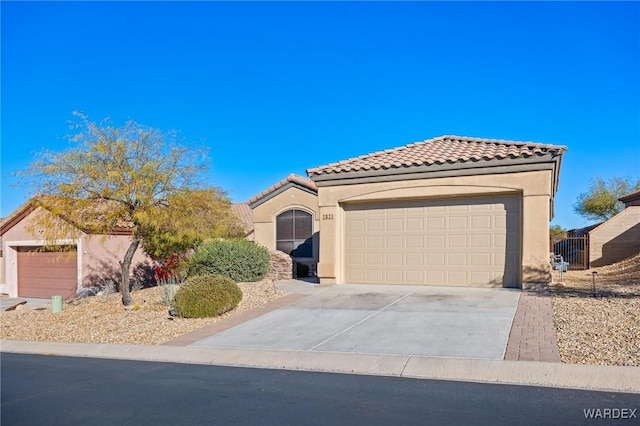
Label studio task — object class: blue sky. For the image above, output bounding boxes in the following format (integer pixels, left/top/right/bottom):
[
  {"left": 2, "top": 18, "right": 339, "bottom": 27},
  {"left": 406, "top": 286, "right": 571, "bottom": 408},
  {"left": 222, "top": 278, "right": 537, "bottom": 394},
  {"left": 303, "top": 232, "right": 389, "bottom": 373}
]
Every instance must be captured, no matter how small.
[{"left": 2, "top": 1, "right": 638, "bottom": 230}]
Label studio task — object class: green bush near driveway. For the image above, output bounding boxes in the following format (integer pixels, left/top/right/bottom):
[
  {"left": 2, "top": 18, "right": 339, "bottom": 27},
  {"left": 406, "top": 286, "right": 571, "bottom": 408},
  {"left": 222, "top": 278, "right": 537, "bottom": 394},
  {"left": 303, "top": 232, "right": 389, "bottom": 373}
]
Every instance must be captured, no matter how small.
[
  {"left": 188, "top": 239, "right": 270, "bottom": 282},
  {"left": 172, "top": 275, "right": 242, "bottom": 318}
]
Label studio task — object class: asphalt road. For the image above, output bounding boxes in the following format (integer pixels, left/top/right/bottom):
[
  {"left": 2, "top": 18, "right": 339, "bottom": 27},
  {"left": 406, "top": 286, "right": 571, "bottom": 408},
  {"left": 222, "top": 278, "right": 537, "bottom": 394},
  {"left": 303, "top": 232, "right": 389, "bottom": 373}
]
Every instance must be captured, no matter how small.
[{"left": 1, "top": 353, "right": 638, "bottom": 425}]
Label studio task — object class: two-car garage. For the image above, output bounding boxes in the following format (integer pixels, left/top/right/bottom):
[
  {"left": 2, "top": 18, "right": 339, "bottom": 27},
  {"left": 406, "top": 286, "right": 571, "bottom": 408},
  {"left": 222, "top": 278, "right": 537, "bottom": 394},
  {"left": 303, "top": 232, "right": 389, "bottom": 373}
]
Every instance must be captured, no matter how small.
[
  {"left": 344, "top": 195, "right": 521, "bottom": 287},
  {"left": 308, "top": 135, "right": 567, "bottom": 288}
]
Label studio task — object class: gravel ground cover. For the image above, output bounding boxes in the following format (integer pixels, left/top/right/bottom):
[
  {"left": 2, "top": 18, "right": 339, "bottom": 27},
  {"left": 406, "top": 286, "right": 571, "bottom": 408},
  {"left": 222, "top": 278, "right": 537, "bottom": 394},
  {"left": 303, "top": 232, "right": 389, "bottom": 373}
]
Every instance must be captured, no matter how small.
[
  {"left": 4, "top": 258, "right": 639, "bottom": 367},
  {"left": 550, "top": 253, "right": 640, "bottom": 366},
  {"left": 1, "top": 280, "right": 286, "bottom": 345}
]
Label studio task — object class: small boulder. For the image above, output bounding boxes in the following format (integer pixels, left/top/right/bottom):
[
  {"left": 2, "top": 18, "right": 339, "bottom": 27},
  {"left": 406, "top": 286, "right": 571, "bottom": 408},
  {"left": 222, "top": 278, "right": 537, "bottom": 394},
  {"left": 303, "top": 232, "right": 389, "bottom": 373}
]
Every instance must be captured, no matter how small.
[{"left": 76, "top": 286, "right": 104, "bottom": 298}]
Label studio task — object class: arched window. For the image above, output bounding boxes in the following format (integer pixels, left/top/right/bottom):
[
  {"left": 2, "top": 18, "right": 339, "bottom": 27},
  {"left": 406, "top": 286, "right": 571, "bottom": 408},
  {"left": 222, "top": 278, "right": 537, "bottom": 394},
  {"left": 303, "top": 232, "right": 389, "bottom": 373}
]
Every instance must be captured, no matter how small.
[{"left": 276, "top": 209, "right": 313, "bottom": 258}]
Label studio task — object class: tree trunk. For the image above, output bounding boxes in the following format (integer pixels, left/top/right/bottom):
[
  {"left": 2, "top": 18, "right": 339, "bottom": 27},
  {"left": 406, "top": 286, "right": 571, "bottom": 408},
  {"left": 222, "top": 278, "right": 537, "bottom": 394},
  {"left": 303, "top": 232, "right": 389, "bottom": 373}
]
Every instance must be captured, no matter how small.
[{"left": 119, "top": 237, "right": 140, "bottom": 306}]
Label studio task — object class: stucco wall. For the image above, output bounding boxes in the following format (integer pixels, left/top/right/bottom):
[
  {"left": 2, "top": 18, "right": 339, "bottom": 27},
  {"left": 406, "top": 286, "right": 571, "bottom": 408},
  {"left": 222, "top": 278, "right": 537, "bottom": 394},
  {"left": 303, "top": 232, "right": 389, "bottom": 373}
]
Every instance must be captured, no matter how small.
[
  {"left": 82, "top": 234, "right": 152, "bottom": 286},
  {"left": 589, "top": 207, "right": 640, "bottom": 267},
  {"left": 252, "top": 186, "right": 320, "bottom": 268},
  {"left": 1, "top": 207, "right": 152, "bottom": 297},
  {"left": 315, "top": 169, "right": 554, "bottom": 288}
]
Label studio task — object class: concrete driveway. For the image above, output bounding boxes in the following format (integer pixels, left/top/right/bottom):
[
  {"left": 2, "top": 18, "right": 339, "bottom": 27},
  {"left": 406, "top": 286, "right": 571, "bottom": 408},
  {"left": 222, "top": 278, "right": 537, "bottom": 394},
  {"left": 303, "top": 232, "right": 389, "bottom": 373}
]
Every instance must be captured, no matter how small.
[
  {"left": 192, "top": 284, "right": 520, "bottom": 360},
  {"left": 1, "top": 297, "right": 50, "bottom": 312}
]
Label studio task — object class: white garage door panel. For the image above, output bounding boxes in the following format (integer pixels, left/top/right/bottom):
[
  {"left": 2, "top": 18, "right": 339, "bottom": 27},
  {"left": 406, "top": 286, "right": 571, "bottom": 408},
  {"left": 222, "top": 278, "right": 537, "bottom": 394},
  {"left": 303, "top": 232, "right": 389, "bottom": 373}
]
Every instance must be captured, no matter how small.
[{"left": 344, "top": 196, "right": 521, "bottom": 287}]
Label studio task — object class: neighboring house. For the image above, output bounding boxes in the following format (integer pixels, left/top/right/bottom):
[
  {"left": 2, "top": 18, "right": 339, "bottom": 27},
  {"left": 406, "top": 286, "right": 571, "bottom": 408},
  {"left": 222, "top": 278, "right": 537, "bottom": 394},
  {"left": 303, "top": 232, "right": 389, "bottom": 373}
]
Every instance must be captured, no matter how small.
[
  {"left": 0, "top": 200, "right": 151, "bottom": 299},
  {"left": 589, "top": 190, "right": 640, "bottom": 267},
  {"left": 551, "top": 223, "right": 600, "bottom": 270},
  {"left": 230, "top": 203, "right": 255, "bottom": 241},
  {"left": 232, "top": 174, "right": 319, "bottom": 275},
  {"left": 306, "top": 135, "right": 566, "bottom": 289}
]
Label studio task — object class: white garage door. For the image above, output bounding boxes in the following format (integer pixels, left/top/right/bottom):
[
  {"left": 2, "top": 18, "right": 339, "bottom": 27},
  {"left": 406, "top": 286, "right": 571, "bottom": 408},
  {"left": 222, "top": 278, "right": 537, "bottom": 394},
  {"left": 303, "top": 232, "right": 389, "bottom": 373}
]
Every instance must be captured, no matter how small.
[{"left": 344, "top": 195, "right": 521, "bottom": 287}]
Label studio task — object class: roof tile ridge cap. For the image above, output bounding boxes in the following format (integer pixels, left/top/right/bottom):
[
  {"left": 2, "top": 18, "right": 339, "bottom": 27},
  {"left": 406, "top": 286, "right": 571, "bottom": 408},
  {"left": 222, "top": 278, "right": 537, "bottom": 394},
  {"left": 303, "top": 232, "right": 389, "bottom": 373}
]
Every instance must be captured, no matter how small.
[
  {"left": 290, "top": 174, "right": 318, "bottom": 189},
  {"left": 269, "top": 182, "right": 281, "bottom": 192},
  {"left": 418, "top": 136, "right": 445, "bottom": 144},
  {"left": 438, "top": 134, "right": 482, "bottom": 143},
  {"left": 246, "top": 191, "right": 266, "bottom": 204},
  {"left": 288, "top": 173, "right": 312, "bottom": 183},
  {"left": 386, "top": 135, "right": 560, "bottom": 151},
  {"left": 444, "top": 135, "right": 529, "bottom": 147},
  {"left": 442, "top": 135, "right": 557, "bottom": 157},
  {"left": 485, "top": 137, "right": 565, "bottom": 150},
  {"left": 248, "top": 180, "right": 285, "bottom": 204}
]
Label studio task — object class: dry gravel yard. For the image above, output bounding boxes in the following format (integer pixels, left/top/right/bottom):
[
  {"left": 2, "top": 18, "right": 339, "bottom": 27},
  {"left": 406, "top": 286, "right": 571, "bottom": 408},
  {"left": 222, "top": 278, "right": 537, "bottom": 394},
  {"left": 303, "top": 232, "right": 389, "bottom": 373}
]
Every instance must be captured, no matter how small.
[
  {"left": 1, "top": 280, "right": 287, "bottom": 345},
  {"left": 550, "top": 253, "right": 640, "bottom": 366},
  {"left": 3, "top": 258, "right": 640, "bottom": 367}
]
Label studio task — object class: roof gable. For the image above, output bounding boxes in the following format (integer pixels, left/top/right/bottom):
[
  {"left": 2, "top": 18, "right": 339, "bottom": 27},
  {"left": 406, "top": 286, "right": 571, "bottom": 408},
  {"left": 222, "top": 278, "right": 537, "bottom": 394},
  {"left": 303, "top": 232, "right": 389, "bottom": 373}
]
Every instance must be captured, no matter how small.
[
  {"left": 0, "top": 200, "right": 38, "bottom": 236},
  {"left": 0, "top": 197, "right": 134, "bottom": 237},
  {"left": 247, "top": 174, "right": 317, "bottom": 208},
  {"left": 307, "top": 135, "right": 566, "bottom": 177}
]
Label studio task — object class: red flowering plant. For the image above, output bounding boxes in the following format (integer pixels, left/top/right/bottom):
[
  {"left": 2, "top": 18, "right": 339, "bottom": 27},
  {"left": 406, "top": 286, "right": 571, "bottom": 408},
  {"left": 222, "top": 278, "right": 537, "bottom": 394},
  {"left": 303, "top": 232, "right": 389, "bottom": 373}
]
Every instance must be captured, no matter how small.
[
  {"left": 152, "top": 252, "right": 189, "bottom": 306},
  {"left": 153, "top": 253, "right": 188, "bottom": 286}
]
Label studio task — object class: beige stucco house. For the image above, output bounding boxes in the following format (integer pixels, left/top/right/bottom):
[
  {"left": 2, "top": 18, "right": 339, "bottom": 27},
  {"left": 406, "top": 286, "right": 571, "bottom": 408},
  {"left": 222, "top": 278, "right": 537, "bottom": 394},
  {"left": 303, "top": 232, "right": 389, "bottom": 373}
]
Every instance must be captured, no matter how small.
[
  {"left": 2, "top": 134, "right": 567, "bottom": 297},
  {"left": 232, "top": 174, "right": 320, "bottom": 276},
  {"left": 589, "top": 191, "right": 640, "bottom": 267},
  {"left": 0, "top": 201, "right": 151, "bottom": 298},
  {"left": 306, "top": 135, "right": 566, "bottom": 289}
]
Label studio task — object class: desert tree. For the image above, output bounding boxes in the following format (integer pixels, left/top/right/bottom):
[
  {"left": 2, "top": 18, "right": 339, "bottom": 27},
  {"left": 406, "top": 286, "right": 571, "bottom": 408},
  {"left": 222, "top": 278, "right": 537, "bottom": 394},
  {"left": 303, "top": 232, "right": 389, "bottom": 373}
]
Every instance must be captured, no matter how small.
[
  {"left": 20, "top": 112, "right": 242, "bottom": 306},
  {"left": 549, "top": 224, "right": 568, "bottom": 240},
  {"left": 574, "top": 176, "right": 640, "bottom": 222}
]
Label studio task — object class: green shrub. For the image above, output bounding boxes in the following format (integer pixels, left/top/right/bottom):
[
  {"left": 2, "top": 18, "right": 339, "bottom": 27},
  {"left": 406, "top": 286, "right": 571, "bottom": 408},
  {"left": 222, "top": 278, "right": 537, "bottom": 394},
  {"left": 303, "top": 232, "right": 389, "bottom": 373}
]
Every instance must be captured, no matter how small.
[
  {"left": 172, "top": 275, "right": 242, "bottom": 318},
  {"left": 188, "top": 239, "right": 269, "bottom": 282}
]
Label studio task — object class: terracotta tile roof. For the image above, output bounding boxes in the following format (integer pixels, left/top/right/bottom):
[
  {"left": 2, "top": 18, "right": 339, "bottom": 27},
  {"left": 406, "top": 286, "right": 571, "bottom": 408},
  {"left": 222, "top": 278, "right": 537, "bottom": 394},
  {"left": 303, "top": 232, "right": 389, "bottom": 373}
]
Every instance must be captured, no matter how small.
[
  {"left": 307, "top": 135, "right": 567, "bottom": 176},
  {"left": 230, "top": 203, "right": 254, "bottom": 233},
  {"left": 247, "top": 174, "right": 317, "bottom": 205}
]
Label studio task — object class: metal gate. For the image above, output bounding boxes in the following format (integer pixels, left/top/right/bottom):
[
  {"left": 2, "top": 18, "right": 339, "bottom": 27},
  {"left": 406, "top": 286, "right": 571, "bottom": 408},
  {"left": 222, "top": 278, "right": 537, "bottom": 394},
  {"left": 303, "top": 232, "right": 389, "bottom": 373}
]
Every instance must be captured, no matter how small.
[{"left": 550, "top": 236, "right": 590, "bottom": 270}]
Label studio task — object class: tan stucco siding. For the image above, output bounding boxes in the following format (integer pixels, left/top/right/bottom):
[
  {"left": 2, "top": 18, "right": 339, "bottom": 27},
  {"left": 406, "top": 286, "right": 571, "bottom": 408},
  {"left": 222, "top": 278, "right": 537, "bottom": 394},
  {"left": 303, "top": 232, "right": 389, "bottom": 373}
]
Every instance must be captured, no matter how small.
[
  {"left": 252, "top": 187, "right": 320, "bottom": 265},
  {"left": 589, "top": 207, "right": 640, "bottom": 267},
  {"left": 316, "top": 170, "right": 553, "bottom": 287}
]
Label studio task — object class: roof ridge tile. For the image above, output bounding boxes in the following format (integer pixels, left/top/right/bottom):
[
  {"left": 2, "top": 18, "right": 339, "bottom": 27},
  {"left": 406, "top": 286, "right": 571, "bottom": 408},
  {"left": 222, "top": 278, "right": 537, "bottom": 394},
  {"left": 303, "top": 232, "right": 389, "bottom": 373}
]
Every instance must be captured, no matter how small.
[{"left": 247, "top": 174, "right": 317, "bottom": 205}]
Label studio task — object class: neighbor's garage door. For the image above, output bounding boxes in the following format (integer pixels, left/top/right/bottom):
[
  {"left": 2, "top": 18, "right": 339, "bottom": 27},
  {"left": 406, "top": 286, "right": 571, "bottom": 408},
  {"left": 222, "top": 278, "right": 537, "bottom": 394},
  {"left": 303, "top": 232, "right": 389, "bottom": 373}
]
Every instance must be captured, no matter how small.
[
  {"left": 345, "top": 195, "right": 521, "bottom": 287},
  {"left": 17, "top": 246, "right": 78, "bottom": 298}
]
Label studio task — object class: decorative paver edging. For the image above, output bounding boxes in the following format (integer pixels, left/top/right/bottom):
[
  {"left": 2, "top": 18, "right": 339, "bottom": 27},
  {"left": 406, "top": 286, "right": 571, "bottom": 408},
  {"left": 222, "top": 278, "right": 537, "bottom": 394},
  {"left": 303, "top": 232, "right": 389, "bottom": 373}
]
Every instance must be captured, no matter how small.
[{"left": 504, "top": 291, "right": 561, "bottom": 362}]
